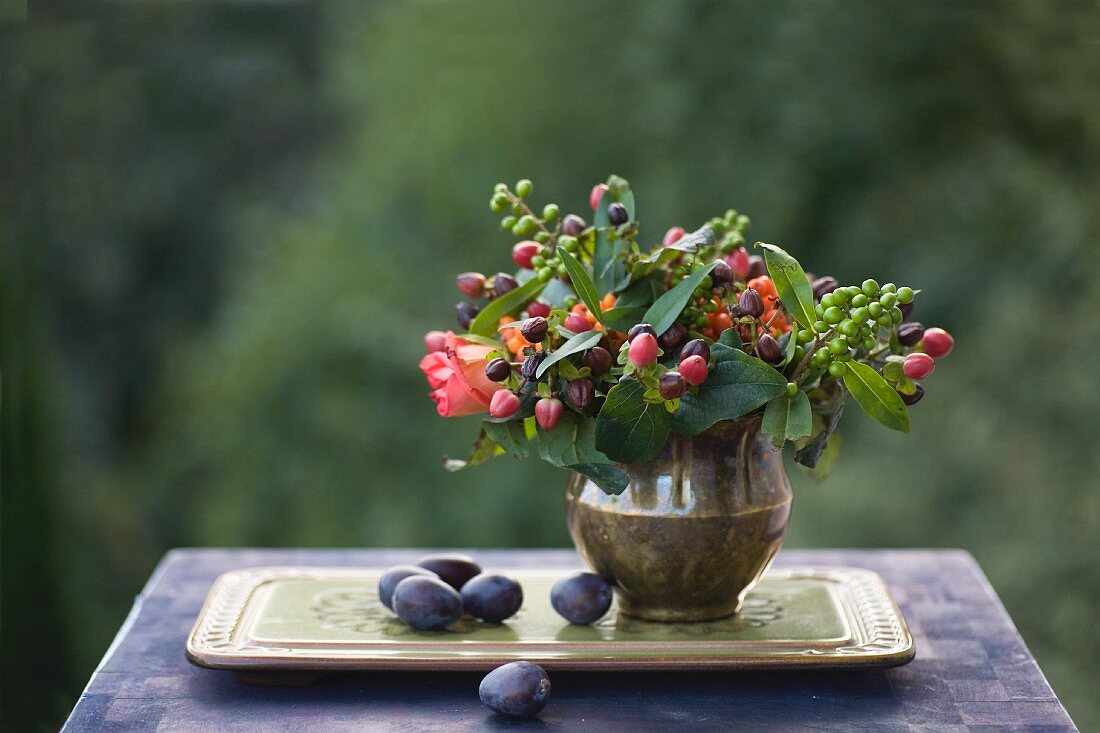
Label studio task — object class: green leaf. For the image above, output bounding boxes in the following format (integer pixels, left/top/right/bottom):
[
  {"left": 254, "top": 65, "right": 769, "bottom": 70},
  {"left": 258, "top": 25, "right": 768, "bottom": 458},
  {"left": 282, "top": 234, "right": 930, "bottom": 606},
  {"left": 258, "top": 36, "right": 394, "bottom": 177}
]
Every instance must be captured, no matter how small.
[
  {"left": 642, "top": 262, "right": 718, "bottom": 336},
  {"left": 595, "top": 379, "right": 672, "bottom": 462},
  {"left": 537, "top": 412, "right": 610, "bottom": 466},
  {"left": 672, "top": 344, "right": 789, "bottom": 434},
  {"left": 535, "top": 329, "right": 603, "bottom": 378},
  {"left": 469, "top": 277, "right": 548, "bottom": 337},
  {"left": 718, "top": 327, "right": 743, "bottom": 350},
  {"left": 798, "top": 428, "right": 842, "bottom": 483},
  {"left": 757, "top": 243, "right": 816, "bottom": 330},
  {"left": 780, "top": 329, "right": 798, "bottom": 366},
  {"left": 592, "top": 176, "right": 632, "bottom": 296},
  {"left": 443, "top": 429, "right": 500, "bottom": 471},
  {"left": 632, "top": 226, "right": 715, "bottom": 279},
  {"left": 761, "top": 391, "right": 812, "bottom": 448},
  {"left": 841, "top": 361, "right": 910, "bottom": 432},
  {"left": 795, "top": 396, "right": 846, "bottom": 472},
  {"left": 599, "top": 306, "right": 648, "bottom": 332},
  {"left": 569, "top": 462, "right": 630, "bottom": 495},
  {"left": 557, "top": 249, "right": 602, "bottom": 322},
  {"left": 614, "top": 274, "right": 664, "bottom": 308},
  {"left": 482, "top": 420, "right": 531, "bottom": 458}
]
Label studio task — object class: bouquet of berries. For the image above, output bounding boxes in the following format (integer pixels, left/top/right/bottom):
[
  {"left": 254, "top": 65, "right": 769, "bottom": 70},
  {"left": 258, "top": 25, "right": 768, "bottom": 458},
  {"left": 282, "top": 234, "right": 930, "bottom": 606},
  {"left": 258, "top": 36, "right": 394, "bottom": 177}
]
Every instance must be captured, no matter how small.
[{"left": 420, "top": 175, "right": 954, "bottom": 494}]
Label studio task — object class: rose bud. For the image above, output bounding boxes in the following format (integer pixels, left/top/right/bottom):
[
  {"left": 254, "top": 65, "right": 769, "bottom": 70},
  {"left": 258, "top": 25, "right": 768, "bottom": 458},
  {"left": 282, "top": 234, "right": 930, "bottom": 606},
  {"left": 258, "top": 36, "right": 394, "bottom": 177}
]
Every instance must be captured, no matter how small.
[
  {"left": 489, "top": 390, "right": 521, "bottom": 419},
  {"left": 484, "top": 358, "right": 512, "bottom": 383},
  {"left": 492, "top": 273, "right": 519, "bottom": 299},
  {"left": 563, "top": 313, "right": 593, "bottom": 332},
  {"left": 899, "top": 384, "right": 925, "bottom": 406},
  {"left": 527, "top": 301, "right": 551, "bottom": 319},
  {"left": 424, "top": 330, "right": 447, "bottom": 353},
  {"left": 658, "top": 322, "right": 687, "bottom": 350},
  {"left": 756, "top": 333, "right": 782, "bottom": 363},
  {"left": 581, "top": 346, "right": 613, "bottom": 375},
  {"left": 628, "top": 333, "right": 659, "bottom": 365},
  {"left": 520, "top": 317, "right": 549, "bottom": 343},
  {"left": 607, "top": 202, "right": 629, "bottom": 226},
  {"left": 658, "top": 372, "right": 686, "bottom": 400},
  {"left": 456, "top": 302, "right": 479, "bottom": 330},
  {"left": 711, "top": 259, "right": 734, "bottom": 286},
  {"left": 727, "top": 247, "right": 751, "bottom": 279},
  {"left": 897, "top": 322, "right": 925, "bottom": 347},
  {"left": 456, "top": 272, "right": 486, "bottom": 298},
  {"left": 535, "top": 397, "right": 564, "bottom": 430},
  {"left": 561, "top": 214, "right": 587, "bottom": 237},
  {"left": 811, "top": 276, "right": 840, "bottom": 300},
  {"left": 903, "top": 352, "right": 935, "bottom": 380},
  {"left": 738, "top": 288, "right": 765, "bottom": 318},
  {"left": 680, "top": 338, "right": 711, "bottom": 363},
  {"left": 627, "top": 323, "right": 657, "bottom": 342},
  {"left": 899, "top": 301, "right": 915, "bottom": 321},
  {"left": 520, "top": 352, "right": 546, "bottom": 380},
  {"left": 566, "top": 378, "right": 595, "bottom": 410},
  {"left": 512, "top": 241, "right": 542, "bottom": 270},
  {"left": 679, "top": 355, "right": 709, "bottom": 386},
  {"left": 921, "top": 327, "right": 954, "bottom": 358},
  {"left": 747, "top": 255, "right": 767, "bottom": 279},
  {"left": 662, "top": 227, "right": 685, "bottom": 247},
  {"left": 590, "top": 183, "right": 609, "bottom": 210}
]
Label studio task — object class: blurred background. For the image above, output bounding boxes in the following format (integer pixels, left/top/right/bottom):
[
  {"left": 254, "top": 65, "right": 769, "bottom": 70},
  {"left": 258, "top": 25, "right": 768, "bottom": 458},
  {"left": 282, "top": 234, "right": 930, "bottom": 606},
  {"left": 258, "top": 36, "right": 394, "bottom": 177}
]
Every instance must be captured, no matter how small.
[{"left": 3, "top": 1, "right": 1099, "bottom": 729}]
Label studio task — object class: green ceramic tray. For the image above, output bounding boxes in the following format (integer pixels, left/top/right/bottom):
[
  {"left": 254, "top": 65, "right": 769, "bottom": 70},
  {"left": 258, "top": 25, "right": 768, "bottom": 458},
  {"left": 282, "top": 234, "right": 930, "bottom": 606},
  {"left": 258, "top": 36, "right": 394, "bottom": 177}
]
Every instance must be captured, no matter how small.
[{"left": 186, "top": 566, "right": 913, "bottom": 677}]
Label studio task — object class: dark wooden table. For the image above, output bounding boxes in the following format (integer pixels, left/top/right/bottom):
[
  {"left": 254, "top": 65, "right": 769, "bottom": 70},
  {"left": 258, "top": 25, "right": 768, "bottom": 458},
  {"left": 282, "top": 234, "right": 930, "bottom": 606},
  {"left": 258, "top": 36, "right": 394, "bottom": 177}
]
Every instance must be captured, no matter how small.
[{"left": 63, "top": 549, "right": 1076, "bottom": 732}]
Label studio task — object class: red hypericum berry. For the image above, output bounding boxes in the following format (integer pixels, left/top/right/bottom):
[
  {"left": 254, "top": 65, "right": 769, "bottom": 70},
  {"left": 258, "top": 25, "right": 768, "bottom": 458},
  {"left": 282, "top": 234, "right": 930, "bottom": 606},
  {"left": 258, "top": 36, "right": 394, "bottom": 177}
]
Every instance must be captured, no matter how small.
[
  {"left": 492, "top": 273, "right": 519, "bottom": 299},
  {"left": 484, "top": 358, "right": 512, "bottom": 382},
  {"left": 424, "top": 330, "right": 447, "bottom": 353},
  {"left": 662, "top": 227, "right": 685, "bottom": 247},
  {"left": 921, "top": 328, "right": 954, "bottom": 358},
  {"left": 581, "top": 346, "right": 613, "bottom": 375},
  {"left": 897, "top": 322, "right": 925, "bottom": 347},
  {"left": 756, "top": 333, "right": 782, "bottom": 363},
  {"left": 627, "top": 323, "right": 657, "bottom": 342},
  {"left": 489, "top": 390, "right": 521, "bottom": 419},
  {"left": 520, "top": 317, "right": 549, "bottom": 343},
  {"left": 512, "top": 241, "right": 541, "bottom": 270},
  {"left": 727, "top": 247, "right": 751, "bottom": 279},
  {"left": 535, "top": 397, "right": 564, "bottom": 430},
  {"left": 658, "top": 372, "right": 687, "bottom": 400},
  {"left": 607, "top": 203, "right": 629, "bottom": 226},
  {"left": 738, "top": 288, "right": 765, "bottom": 318},
  {"left": 899, "top": 384, "right": 925, "bottom": 405},
  {"left": 811, "top": 276, "right": 840, "bottom": 300},
  {"left": 527, "top": 301, "right": 551, "bottom": 319},
  {"left": 658, "top": 322, "right": 687, "bottom": 350},
  {"left": 563, "top": 314, "right": 593, "bottom": 333},
  {"left": 456, "top": 302, "right": 479, "bottom": 330},
  {"left": 680, "top": 338, "right": 711, "bottom": 363},
  {"left": 566, "top": 378, "right": 595, "bottom": 410},
  {"left": 711, "top": 259, "right": 734, "bottom": 286},
  {"left": 628, "top": 333, "right": 659, "bottom": 365},
  {"left": 747, "top": 255, "right": 767, "bottom": 279},
  {"left": 561, "top": 214, "right": 587, "bottom": 237},
  {"left": 590, "top": 183, "right": 609, "bottom": 210},
  {"left": 679, "top": 355, "right": 709, "bottom": 386},
  {"left": 456, "top": 272, "right": 486, "bottom": 298},
  {"left": 903, "top": 352, "right": 935, "bottom": 380}
]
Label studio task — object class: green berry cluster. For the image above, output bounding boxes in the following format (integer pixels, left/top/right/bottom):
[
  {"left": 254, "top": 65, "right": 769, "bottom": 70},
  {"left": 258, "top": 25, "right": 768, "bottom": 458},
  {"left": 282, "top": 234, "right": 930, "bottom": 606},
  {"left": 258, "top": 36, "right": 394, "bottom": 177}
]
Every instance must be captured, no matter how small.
[
  {"left": 705, "top": 209, "right": 751, "bottom": 256},
  {"left": 802, "top": 280, "right": 915, "bottom": 377}
]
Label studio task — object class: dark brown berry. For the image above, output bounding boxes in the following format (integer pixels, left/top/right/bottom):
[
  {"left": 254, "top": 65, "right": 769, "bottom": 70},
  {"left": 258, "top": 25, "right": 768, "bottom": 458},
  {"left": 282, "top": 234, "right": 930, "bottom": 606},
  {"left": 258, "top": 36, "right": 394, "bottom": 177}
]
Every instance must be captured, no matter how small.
[
  {"left": 566, "top": 378, "right": 595, "bottom": 410},
  {"left": 899, "top": 301, "right": 915, "bottom": 321},
  {"left": 492, "top": 273, "right": 519, "bottom": 299},
  {"left": 711, "top": 260, "right": 734, "bottom": 285},
  {"left": 897, "top": 322, "right": 925, "bottom": 347},
  {"left": 561, "top": 214, "right": 586, "bottom": 237},
  {"left": 520, "top": 352, "right": 546, "bottom": 380},
  {"left": 581, "top": 347, "right": 613, "bottom": 375},
  {"left": 899, "top": 384, "right": 925, "bottom": 405},
  {"left": 658, "top": 322, "right": 687, "bottom": 350},
  {"left": 607, "top": 202, "right": 628, "bottom": 226},
  {"left": 658, "top": 372, "right": 686, "bottom": 400},
  {"left": 485, "top": 358, "right": 512, "bottom": 382},
  {"left": 738, "top": 288, "right": 765, "bottom": 318},
  {"left": 521, "top": 317, "right": 549, "bottom": 343},
  {"left": 627, "top": 323, "right": 657, "bottom": 342},
  {"left": 747, "top": 255, "right": 767, "bottom": 279},
  {"left": 811, "top": 276, "right": 840, "bottom": 300},
  {"left": 456, "top": 302, "right": 479, "bottom": 329},
  {"left": 756, "top": 333, "right": 782, "bottom": 363},
  {"left": 680, "top": 338, "right": 710, "bottom": 363}
]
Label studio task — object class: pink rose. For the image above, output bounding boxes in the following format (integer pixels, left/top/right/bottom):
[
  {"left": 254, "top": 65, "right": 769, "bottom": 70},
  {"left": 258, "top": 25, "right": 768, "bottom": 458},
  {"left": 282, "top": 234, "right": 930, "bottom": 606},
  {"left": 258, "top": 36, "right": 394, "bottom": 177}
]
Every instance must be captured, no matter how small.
[{"left": 418, "top": 331, "right": 505, "bottom": 417}]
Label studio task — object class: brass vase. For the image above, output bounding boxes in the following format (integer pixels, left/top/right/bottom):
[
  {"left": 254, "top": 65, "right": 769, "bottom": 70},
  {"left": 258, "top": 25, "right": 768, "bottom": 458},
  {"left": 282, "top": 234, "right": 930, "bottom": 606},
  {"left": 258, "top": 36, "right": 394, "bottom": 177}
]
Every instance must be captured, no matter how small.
[{"left": 565, "top": 416, "right": 793, "bottom": 622}]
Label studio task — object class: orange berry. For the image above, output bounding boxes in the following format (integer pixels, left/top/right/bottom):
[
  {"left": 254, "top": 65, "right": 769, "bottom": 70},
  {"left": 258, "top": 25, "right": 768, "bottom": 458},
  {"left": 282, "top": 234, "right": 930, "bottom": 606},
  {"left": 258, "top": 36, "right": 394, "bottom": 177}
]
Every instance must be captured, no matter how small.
[{"left": 600, "top": 293, "right": 617, "bottom": 311}]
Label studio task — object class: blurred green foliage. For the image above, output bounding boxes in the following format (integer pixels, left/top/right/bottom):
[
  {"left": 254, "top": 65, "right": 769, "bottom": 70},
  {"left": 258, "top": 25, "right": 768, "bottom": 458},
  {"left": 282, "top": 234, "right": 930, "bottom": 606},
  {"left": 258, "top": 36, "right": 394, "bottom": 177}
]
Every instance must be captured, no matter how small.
[{"left": 4, "top": 1, "right": 1099, "bottom": 729}]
